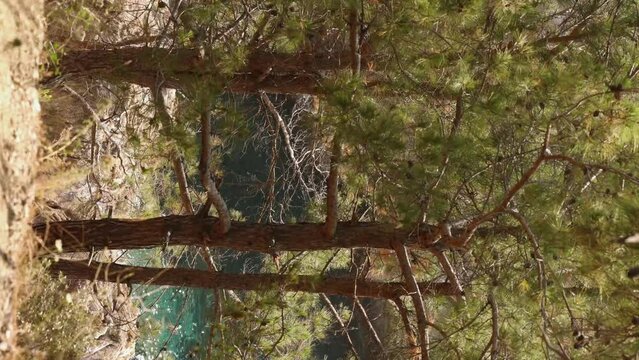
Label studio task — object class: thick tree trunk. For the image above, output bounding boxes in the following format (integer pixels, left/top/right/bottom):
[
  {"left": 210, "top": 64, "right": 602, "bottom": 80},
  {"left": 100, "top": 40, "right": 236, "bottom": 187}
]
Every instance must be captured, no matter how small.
[
  {"left": 33, "top": 215, "right": 514, "bottom": 253},
  {"left": 55, "top": 47, "right": 350, "bottom": 94},
  {"left": 51, "top": 259, "right": 457, "bottom": 299}
]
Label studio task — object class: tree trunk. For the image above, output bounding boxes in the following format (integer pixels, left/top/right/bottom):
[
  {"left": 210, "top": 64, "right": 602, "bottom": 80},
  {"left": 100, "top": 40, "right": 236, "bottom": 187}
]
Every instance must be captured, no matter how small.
[
  {"left": 35, "top": 215, "right": 420, "bottom": 252},
  {"left": 54, "top": 47, "right": 351, "bottom": 94},
  {"left": 33, "top": 215, "right": 513, "bottom": 254},
  {"left": 51, "top": 259, "right": 457, "bottom": 299}
]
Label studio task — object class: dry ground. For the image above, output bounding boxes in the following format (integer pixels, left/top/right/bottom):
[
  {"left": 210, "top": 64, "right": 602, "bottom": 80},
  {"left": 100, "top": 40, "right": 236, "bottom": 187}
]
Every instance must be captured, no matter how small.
[{"left": 0, "top": 0, "right": 44, "bottom": 357}]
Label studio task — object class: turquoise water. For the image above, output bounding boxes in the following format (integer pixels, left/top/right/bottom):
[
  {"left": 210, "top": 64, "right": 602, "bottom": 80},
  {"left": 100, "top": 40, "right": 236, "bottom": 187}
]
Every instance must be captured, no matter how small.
[
  {"left": 133, "top": 255, "right": 213, "bottom": 359},
  {"left": 131, "top": 95, "right": 344, "bottom": 359}
]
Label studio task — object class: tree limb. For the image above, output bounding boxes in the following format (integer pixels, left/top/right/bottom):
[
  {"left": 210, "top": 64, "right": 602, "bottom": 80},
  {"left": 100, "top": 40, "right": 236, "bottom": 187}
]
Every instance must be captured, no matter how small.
[
  {"left": 392, "top": 238, "right": 433, "bottom": 360},
  {"left": 50, "top": 259, "right": 457, "bottom": 299},
  {"left": 35, "top": 216, "right": 518, "bottom": 253},
  {"left": 353, "top": 298, "right": 385, "bottom": 352},
  {"left": 391, "top": 297, "right": 419, "bottom": 359},
  {"left": 198, "top": 111, "right": 230, "bottom": 234},
  {"left": 324, "top": 139, "right": 341, "bottom": 240}
]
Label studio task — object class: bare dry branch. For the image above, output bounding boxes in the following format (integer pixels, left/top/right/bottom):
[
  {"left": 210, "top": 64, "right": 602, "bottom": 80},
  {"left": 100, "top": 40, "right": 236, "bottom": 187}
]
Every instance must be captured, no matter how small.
[
  {"left": 172, "top": 155, "right": 194, "bottom": 215},
  {"left": 353, "top": 298, "right": 385, "bottom": 352},
  {"left": 321, "top": 294, "right": 361, "bottom": 360},
  {"left": 349, "top": 7, "right": 361, "bottom": 76},
  {"left": 258, "top": 91, "right": 309, "bottom": 192},
  {"left": 488, "top": 291, "right": 500, "bottom": 360}
]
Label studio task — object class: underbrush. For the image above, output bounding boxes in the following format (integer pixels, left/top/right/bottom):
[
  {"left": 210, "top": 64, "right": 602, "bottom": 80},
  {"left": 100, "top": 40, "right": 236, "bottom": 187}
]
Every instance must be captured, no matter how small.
[{"left": 16, "top": 261, "right": 101, "bottom": 360}]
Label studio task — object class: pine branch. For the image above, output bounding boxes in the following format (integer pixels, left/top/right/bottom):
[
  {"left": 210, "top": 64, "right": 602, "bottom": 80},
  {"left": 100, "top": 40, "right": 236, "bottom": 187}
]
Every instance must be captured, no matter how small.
[
  {"left": 506, "top": 210, "right": 570, "bottom": 360},
  {"left": 391, "top": 298, "right": 419, "bottom": 359},
  {"left": 198, "top": 111, "right": 231, "bottom": 234},
  {"left": 50, "top": 259, "right": 457, "bottom": 299},
  {"left": 392, "top": 239, "right": 433, "bottom": 360},
  {"left": 324, "top": 139, "right": 341, "bottom": 240},
  {"left": 432, "top": 250, "right": 464, "bottom": 299},
  {"left": 446, "top": 125, "right": 552, "bottom": 249},
  {"left": 172, "top": 155, "right": 194, "bottom": 215}
]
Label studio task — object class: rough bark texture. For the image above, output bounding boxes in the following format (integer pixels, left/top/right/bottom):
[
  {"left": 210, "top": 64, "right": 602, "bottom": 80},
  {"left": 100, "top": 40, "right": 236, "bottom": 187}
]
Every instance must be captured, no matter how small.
[
  {"left": 51, "top": 260, "right": 457, "bottom": 299},
  {"left": 53, "top": 47, "right": 350, "bottom": 94},
  {"left": 33, "top": 215, "right": 514, "bottom": 253}
]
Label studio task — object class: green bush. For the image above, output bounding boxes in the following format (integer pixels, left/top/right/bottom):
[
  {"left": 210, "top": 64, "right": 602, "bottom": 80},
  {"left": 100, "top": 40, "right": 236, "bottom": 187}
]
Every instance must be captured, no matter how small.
[{"left": 17, "top": 261, "right": 100, "bottom": 359}]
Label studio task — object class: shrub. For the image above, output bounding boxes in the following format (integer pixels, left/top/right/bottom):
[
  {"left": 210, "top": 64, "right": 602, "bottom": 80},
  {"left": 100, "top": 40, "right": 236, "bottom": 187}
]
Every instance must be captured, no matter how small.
[{"left": 17, "top": 261, "right": 100, "bottom": 359}]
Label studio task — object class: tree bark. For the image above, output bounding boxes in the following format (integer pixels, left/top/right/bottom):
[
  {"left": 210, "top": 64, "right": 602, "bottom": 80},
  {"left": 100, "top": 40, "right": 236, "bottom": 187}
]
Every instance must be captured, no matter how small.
[
  {"left": 33, "top": 215, "right": 513, "bottom": 254},
  {"left": 50, "top": 259, "right": 457, "bottom": 299},
  {"left": 54, "top": 47, "right": 351, "bottom": 94}
]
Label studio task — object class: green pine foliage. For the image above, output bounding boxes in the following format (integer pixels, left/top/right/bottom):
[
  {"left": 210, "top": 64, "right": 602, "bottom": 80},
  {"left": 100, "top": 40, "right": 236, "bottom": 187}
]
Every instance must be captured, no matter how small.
[{"left": 44, "top": 0, "right": 639, "bottom": 358}]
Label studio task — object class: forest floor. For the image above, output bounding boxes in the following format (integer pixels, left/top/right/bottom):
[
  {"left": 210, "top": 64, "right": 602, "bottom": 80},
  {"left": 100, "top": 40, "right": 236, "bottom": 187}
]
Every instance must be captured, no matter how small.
[{"left": 0, "top": 0, "right": 44, "bottom": 358}]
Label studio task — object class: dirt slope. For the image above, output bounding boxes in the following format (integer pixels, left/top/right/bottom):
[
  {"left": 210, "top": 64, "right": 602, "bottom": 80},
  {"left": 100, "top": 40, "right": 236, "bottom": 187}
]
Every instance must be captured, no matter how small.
[{"left": 0, "top": 0, "right": 44, "bottom": 357}]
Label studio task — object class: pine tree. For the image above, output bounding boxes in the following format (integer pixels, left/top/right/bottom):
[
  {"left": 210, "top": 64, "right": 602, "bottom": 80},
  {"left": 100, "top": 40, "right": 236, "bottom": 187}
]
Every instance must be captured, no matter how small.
[{"left": 40, "top": 0, "right": 639, "bottom": 358}]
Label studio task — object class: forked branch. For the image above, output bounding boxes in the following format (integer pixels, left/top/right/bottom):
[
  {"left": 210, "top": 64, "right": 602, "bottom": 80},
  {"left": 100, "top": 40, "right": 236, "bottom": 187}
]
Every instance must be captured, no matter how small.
[{"left": 259, "top": 91, "right": 309, "bottom": 192}]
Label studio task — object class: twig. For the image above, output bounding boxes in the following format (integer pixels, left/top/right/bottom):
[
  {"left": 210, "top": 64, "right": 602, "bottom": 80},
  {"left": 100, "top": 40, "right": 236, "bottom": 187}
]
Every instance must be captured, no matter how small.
[
  {"left": 506, "top": 210, "right": 570, "bottom": 360},
  {"left": 259, "top": 91, "right": 309, "bottom": 192},
  {"left": 392, "top": 239, "right": 431, "bottom": 360},
  {"left": 324, "top": 139, "right": 341, "bottom": 239},
  {"left": 321, "top": 294, "right": 361, "bottom": 360},
  {"left": 391, "top": 297, "right": 419, "bottom": 359},
  {"left": 431, "top": 250, "right": 464, "bottom": 299},
  {"left": 264, "top": 307, "right": 286, "bottom": 358},
  {"left": 488, "top": 290, "right": 499, "bottom": 360},
  {"left": 545, "top": 154, "right": 639, "bottom": 186},
  {"left": 354, "top": 297, "right": 385, "bottom": 352}
]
